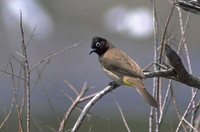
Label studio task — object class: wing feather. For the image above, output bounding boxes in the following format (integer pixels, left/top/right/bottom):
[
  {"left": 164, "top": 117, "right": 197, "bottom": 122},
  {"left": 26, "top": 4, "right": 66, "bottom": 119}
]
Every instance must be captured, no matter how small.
[{"left": 100, "top": 48, "right": 144, "bottom": 79}]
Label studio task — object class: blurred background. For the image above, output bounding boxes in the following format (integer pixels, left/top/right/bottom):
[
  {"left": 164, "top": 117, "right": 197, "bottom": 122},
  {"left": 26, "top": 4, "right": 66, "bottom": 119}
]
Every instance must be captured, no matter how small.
[{"left": 0, "top": 0, "right": 200, "bottom": 131}]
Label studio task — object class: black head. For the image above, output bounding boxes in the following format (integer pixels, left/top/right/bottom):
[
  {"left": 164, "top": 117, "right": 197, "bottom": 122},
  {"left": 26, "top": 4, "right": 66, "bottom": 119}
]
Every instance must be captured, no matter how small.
[{"left": 89, "top": 37, "right": 114, "bottom": 56}]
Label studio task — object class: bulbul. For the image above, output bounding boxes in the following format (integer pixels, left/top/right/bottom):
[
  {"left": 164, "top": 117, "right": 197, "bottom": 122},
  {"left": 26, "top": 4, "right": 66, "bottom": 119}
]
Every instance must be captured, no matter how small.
[{"left": 90, "top": 36, "right": 158, "bottom": 108}]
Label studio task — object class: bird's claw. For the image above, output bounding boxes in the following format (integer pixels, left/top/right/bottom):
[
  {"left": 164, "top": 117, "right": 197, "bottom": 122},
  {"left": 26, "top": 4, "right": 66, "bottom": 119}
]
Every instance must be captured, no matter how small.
[{"left": 108, "top": 81, "right": 120, "bottom": 87}]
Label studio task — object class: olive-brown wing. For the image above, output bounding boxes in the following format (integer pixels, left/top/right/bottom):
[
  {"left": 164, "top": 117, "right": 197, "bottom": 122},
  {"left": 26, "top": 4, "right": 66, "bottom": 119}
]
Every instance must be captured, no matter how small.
[{"left": 100, "top": 48, "right": 144, "bottom": 79}]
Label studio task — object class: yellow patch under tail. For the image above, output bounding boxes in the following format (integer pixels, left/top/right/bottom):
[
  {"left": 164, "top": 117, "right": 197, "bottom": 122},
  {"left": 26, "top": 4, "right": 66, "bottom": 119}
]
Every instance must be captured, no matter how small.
[
  {"left": 123, "top": 76, "right": 144, "bottom": 88},
  {"left": 123, "top": 76, "right": 158, "bottom": 107}
]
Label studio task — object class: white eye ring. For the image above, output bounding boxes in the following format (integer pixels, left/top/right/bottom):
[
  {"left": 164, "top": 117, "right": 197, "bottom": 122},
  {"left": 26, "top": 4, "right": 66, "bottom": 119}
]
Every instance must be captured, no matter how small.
[{"left": 96, "top": 42, "right": 101, "bottom": 47}]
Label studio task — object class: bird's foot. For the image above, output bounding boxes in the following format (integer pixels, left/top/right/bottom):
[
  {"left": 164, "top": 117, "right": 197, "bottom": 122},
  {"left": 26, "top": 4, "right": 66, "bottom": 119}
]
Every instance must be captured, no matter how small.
[{"left": 108, "top": 81, "right": 120, "bottom": 87}]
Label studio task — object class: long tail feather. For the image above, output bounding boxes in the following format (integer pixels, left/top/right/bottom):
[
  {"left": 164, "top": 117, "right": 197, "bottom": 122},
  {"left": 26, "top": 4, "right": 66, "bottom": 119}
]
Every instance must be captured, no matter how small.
[{"left": 136, "top": 88, "right": 158, "bottom": 108}]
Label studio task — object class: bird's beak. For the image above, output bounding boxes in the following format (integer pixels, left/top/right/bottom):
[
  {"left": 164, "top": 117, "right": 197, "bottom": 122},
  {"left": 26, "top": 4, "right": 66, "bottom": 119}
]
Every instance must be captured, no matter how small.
[{"left": 89, "top": 48, "right": 96, "bottom": 55}]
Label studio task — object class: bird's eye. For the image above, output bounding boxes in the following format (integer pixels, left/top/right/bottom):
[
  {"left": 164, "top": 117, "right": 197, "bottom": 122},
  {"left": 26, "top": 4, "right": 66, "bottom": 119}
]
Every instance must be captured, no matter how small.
[{"left": 96, "top": 42, "right": 101, "bottom": 47}]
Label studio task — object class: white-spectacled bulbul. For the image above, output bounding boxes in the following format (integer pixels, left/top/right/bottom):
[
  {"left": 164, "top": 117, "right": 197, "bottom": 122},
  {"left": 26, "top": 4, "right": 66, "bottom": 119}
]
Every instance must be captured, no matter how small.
[{"left": 90, "top": 36, "right": 158, "bottom": 108}]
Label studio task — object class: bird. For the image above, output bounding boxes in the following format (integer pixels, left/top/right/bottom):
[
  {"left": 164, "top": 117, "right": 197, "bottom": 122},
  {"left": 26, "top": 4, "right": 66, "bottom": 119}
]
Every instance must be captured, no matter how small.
[{"left": 89, "top": 36, "right": 158, "bottom": 108}]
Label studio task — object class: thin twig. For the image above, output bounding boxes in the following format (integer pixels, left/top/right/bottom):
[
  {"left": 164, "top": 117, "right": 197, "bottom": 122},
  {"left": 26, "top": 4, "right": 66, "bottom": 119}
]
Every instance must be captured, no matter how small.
[
  {"left": 0, "top": 60, "right": 10, "bottom": 78},
  {"left": 9, "top": 59, "right": 24, "bottom": 132},
  {"left": 175, "top": 90, "right": 198, "bottom": 132},
  {"left": 71, "top": 84, "right": 119, "bottom": 132},
  {"left": 0, "top": 69, "right": 26, "bottom": 81},
  {"left": 42, "top": 84, "right": 60, "bottom": 122},
  {"left": 20, "top": 11, "right": 31, "bottom": 132},
  {"left": 159, "top": 3, "right": 175, "bottom": 65},
  {"left": 59, "top": 87, "right": 94, "bottom": 117},
  {"left": 31, "top": 115, "right": 44, "bottom": 132},
  {"left": 26, "top": 25, "right": 37, "bottom": 47},
  {"left": 112, "top": 95, "right": 131, "bottom": 132},
  {"left": 176, "top": 8, "right": 197, "bottom": 131},
  {"left": 79, "top": 93, "right": 97, "bottom": 102},
  {"left": 31, "top": 60, "right": 49, "bottom": 91},
  {"left": 30, "top": 42, "right": 81, "bottom": 72},
  {"left": 64, "top": 80, "right": 79, "bottom": 96},
  {"left": 183, "top": 118, "right": 198, "bottom": 132},
  {"left": 58, "top": 82, "right": 88, "bottom": 132},
  {"left": 158, "top": 80, "right": 172, "bottom": 124},
  {"left": 171, "top": 86, "right": 188, "bottom": 132},
  {"left": 59, "top": 88, "right": 75, "bottom": 103},
  {"left": 150, "top": 0, "right": 159, "bottom": 131},
  {"left": 156, "top": 6, "right": 175, "bottom": 131},
  {"left": 0, "top": 91, "right": 15, "bottom": 129}
]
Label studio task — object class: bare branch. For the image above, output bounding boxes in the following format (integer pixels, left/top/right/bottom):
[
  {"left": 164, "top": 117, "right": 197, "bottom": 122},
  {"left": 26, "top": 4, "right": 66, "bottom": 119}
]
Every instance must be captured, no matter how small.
[
  {"left": 64, "top": 80, "right": 79, "bottom": 96},
  {"left": 0, "top": 69, "right": 26, "bottom": 81},
  {"left": 171, "top": 86, "right": 188, "bottom": 132},
  {"left": 144, "top": 68, "right": 175, "bottom": 78},
  {"left": 58, "top": 85, "right": 95, "bottom": 121},
  {"left": 0, "top": 93, "right": 15, "bottom": 129},
  {"left": 79, "top": 93, "right": 97, "bottom": 102},
  {"left": 58, "top": 82, "right": 89, "bottom": 132},
  {"left": 30, "top": 42, "right": 81, "bottom": 72},
  {"left": 183, "top": 118, "right": 198, "bottom": 132},
  {"left": 9, "top": 59, "right": 24, "bottom": 132},
  {"left": 0, "top": 60, "right": 10, "bottom": 78},
  {"left": 112, "top": 95, "right": 131, "bottom": 132},
  {"left": 176, "top": 7, "right": 197, "bottom": 132},
  {"left": 175, "top": 90, "right": 198, "bottom": 132},
  {"left": 149, "top": 0, "right": 159, "bottom": 131},
  {"left": 20, "top": 11, "right": 31, "bottom": 132},
  {"left": 71, "top": 83, "right": 119, "bottom": 132},
  {"left": 158, "top": 80, "right": 172, "bottom": 124}
]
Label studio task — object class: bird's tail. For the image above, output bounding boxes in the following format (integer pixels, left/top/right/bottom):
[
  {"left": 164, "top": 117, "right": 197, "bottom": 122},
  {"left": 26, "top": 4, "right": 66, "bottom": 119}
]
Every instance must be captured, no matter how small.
[{"left": 136, "top": 88, "right": 158, "bottom": 108}]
